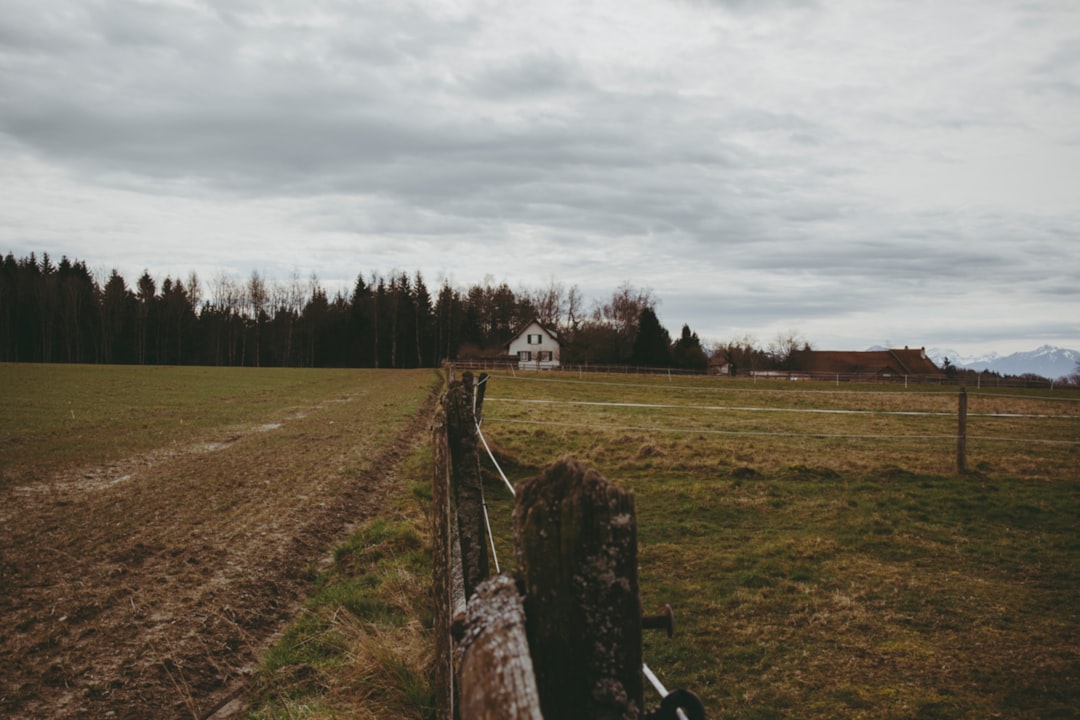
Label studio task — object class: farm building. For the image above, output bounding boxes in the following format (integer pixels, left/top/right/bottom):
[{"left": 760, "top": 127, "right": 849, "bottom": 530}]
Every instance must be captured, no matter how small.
[
  {"left": 506, "top": 319, "right": 560, "bottom": 370},
  {"left": 788, "top": 347, "right": 945, "bottom": 380}
]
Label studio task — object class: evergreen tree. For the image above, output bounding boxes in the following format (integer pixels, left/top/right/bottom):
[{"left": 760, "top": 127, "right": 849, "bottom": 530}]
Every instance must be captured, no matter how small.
[
  {"left": 434, "top": 281, "right": 464, "bottom": 362},
  {"left": 413, "top": 271, "right": 433, "bottom": 367},
  {"left": 671, "top": 324, "right": 709, "bottom": 372},
  {"left": 349, "top": 274, "right": 374, "bottom": 367},
  {"left": 100, "top": 270, "right": 134, "bottom": 364},
  {"left": 632, "top": 307, "right": 671, "bottom": 367},
  {"left": 0, "top": 254, "right": 17, "bottom": 361},
  {"left": 135, "top": 271, "right": 156, "bottom": 364}
]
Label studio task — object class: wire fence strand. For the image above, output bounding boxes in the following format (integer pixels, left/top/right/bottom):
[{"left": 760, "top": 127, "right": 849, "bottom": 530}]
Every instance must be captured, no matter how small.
[
  {"left": 486, "top": 396, "right": 1076, "bottom": 419},
  {"left": 476, "top": 421, "right": 517, "bottom": 497}
]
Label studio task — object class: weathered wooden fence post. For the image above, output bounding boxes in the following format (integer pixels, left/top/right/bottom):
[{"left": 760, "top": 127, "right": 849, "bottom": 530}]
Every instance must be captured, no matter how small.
[
  {"left": 456, "top": 574, "right": 544, "bottom": 720},
  {"left": 475, "top": 372, "right": 489, "bottom": 422},
  {"left": 447, "top": 372, "right": 490, "bottom": 599},
  {"left": 431, "top": 400, "right": 455, "bottom": 720},
  {"left": 957, "top": 387, "right": 968, "bottom": 473},
  {"left": 514, "top": 457, "right": 644, "bottom": 720}
]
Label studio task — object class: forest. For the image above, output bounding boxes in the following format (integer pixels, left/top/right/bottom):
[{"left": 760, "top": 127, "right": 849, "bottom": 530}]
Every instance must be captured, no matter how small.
[{"left": 1, "top": 251, "right": 769, "bottom": 372}]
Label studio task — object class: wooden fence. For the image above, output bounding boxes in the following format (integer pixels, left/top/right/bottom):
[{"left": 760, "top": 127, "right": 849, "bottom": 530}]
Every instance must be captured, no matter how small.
[
  {"left": 432, "top": 369, "right": 702, "bottom": 720},
  {"left": 449, "top": 359, "right": 1073, "bottom": 389}
]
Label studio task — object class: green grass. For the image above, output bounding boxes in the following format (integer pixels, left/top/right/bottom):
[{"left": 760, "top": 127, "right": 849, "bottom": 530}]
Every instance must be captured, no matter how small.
[
  {"left": 0, "top": 363, "right": 431, "bottom": 487},
  {"left": 247, "top": 444, "right": 436, "bottom": 720},
  {"left": 472, "top": 371, "right": 1080, "bottom": 720}
]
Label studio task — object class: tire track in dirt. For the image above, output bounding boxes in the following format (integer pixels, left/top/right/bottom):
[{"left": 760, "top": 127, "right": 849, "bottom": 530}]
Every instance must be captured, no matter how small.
[{"left": 0, "top": 381, "right": 439, "bottom": 719}]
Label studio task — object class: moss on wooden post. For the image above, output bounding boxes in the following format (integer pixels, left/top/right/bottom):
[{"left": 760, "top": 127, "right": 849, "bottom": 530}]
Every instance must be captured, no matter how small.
[
  {"left": 456, "top": 574, "right": 544, "bottom": 720},
  {"left": 431, "top": 401, "right": 455, "bottom": 720},
  {"left": 514, "top": 457, "right": 644, "bottom": 720}
]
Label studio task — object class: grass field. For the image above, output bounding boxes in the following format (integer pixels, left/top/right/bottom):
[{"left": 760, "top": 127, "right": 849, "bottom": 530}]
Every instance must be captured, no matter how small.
[
  {"left": 472, "top": 371, "right": 1080, "bottom": 719},
  {"left": 3, "top": 364, "right": 1077, "bottom": 719},
  {"left": 0, "top": 363, "right": 422, "bottom": 487}
]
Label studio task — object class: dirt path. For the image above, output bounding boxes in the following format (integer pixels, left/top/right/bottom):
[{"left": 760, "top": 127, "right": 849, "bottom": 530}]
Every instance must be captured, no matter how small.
[{"left": 0, "top": 386, "right": 437, "bottom": 719}]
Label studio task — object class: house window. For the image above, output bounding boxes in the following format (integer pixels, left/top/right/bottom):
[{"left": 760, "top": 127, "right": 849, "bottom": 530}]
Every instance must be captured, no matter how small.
[
  {"left": 518, "top": 351, "right": 532, "bottom": 362},
  {"left": 539, "top": 351, "right": 552, "bottom": 361},
  {"left": 527, "top": 333, "right": 542, "bottom": 345}
]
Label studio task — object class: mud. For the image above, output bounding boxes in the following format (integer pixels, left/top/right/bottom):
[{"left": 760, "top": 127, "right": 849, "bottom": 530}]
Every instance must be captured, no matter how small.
[{"left": 0, "top": 391, "right": 435, "bottom": 719}]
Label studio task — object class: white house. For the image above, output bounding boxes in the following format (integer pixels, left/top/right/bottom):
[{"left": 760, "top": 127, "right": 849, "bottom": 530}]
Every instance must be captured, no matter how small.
[{"left": 506, "top": 319, "right": 560, "bottom": 370}]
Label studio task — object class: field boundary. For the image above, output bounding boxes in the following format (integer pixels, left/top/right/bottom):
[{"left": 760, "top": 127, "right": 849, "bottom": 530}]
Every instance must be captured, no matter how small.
[
  {"left": 451, "top": 359, "right": 1077, "bottom": 389},
  {"left": 432, "top": 370, "right": 701, "bottom": 720}
]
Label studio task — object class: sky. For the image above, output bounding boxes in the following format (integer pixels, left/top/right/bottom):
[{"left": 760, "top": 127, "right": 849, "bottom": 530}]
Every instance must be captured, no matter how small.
[{"left": 1, "top": 0, "right": 1078, "bottom": 356}]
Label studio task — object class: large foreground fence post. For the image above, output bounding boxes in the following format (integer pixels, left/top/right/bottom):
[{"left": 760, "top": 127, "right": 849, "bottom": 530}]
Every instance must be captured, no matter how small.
[{"left": 514, "top": 457, "right": 644, "bottom": 720}]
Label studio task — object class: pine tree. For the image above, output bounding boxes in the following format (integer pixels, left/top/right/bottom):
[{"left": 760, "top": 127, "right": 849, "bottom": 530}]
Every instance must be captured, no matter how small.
[{"left": 632, "top": 308, "right": 671, "bottom": 368}]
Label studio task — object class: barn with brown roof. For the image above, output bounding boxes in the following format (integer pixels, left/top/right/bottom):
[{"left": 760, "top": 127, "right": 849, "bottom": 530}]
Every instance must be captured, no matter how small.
[{"left": 788, "top": 347, "right": 945, "bottom": 380}]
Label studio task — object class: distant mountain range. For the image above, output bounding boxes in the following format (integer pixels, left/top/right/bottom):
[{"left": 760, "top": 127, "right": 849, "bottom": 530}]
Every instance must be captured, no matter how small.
[{"left": 925, "top": 345, "right": 1080, "bottom": 379}]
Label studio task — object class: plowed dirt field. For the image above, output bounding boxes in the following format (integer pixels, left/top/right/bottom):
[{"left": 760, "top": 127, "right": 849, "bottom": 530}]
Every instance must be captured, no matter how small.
[{"left": 0, "top": 366, "right": 438, "bottom": 719}]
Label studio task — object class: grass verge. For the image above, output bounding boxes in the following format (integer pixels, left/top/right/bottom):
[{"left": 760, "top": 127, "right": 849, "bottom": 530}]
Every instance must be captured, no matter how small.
[{"left": 246, "top": 443, "right": 436, "bottom": 720}]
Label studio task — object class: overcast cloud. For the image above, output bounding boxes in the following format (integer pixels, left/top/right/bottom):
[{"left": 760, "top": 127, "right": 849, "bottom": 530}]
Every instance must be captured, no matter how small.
[{"left": 1, "top": 0, "right": 1077, "bottom": 354}]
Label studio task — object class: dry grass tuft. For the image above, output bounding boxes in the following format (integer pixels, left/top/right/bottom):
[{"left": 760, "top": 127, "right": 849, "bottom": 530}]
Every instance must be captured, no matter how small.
[
  {"left": 331, "top": 615, "right": 432, "bottom": 720},
  {"left": 247, "top": 447, "right": 436, "bottom": 720}
]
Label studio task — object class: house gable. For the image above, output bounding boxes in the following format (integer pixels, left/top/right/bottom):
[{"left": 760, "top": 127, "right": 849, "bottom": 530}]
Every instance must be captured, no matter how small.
[{"left": 506, "top": 319, "right": 561, "bottom": 369}]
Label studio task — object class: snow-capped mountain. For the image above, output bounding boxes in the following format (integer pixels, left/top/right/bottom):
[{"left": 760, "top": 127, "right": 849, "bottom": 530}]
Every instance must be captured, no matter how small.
[{"left": 926, "top": 345, "right": 1080, "bottom": 379}]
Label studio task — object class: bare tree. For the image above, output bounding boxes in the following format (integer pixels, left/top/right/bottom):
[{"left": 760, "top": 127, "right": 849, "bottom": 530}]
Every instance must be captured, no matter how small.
[
  {"left": 247, "top": 271, "right": 268, "bottom": 367},
  {"left": 595, "top": 282, "right": 655, "bottom": 332},
  {"left": 566, "top": 285, "right": 585, "bottom": 333},
  {"left": 209, "top": 272, "right": 244, "bottom": 365},
  {"left": 768, "top": 329, "right": 810, "bottom": 369},
  {"left": 593, "top": 283, "right": 655, "bottom": 363},
  {"left": 530, "top": 277, "right": 566, "bottom": 329},
  {"left": 272, "top": 270, "right": 306, "bottom": 366},
  {"left": 186, "top": 272, "right": 201, "bottom": 314}
]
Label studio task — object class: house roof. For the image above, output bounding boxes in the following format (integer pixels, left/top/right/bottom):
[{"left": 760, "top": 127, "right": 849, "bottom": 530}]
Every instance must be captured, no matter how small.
[
  {"left": 505, "top": 318, "right": 560, "bottom": 347},
  {"left": 788, "top": 348, "right": 944, "bottom": 376}
]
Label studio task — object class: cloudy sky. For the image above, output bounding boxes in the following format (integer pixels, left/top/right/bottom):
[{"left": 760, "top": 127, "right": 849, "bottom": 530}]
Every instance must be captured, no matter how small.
[{"left": 1, "top": 0, "right": 1077, "bottom": 355}]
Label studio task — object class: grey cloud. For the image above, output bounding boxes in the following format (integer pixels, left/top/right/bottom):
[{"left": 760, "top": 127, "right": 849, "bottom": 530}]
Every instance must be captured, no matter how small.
[
  {"left": 1028, "top": 38, "right": 1080, "bottom": 100},
  {"left": 680, "top": 0, "right": 821, "bottom": 12},
  {"left": 1, "top": 0, "right": 1076, "bottom": 355},
  {"left": 465, "top": 52, "right": 591, "bottom": 98},
  {"left": 1, "top": 0, "right": 835, "bottom": 254}
]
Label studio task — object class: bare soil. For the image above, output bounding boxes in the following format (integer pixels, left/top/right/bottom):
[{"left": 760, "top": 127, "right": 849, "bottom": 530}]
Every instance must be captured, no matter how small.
[{"left": 0, "top": 388, "right": 437, "bottom": 720}]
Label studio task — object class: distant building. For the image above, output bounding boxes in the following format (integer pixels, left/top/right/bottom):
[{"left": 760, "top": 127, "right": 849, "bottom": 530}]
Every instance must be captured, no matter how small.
[
  {"left": 788, "top": 347, "right": 945, "bottom": 380},
  {"left": 506, "top": 319, "right": 560, "bottom": 370}
]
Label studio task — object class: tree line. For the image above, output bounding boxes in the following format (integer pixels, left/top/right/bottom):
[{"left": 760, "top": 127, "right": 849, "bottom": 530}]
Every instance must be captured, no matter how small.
[{"left": 1, "top": 251, "right": 754, "bottom": 371}]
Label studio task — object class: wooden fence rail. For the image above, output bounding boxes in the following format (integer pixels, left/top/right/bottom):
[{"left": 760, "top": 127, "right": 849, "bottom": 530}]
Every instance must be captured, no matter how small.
[{"left": 432, "top": 369, "right": 692, "bottom": 719}]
